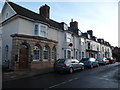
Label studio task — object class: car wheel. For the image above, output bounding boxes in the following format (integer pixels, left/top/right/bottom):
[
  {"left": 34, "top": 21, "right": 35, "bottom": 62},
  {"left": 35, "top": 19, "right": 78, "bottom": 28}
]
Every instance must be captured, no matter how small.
[
  {"left": 69, "top": 68, "right": 73, "bottom": 74},
  {"left": 90, "top": 65, "right": 93, "bottom": 68},
  {"left": 81, "top": 66, "right": 84, "bottom": 70},
  {"left": 97, "top": 64, "right": 99, "bottom": 67}
]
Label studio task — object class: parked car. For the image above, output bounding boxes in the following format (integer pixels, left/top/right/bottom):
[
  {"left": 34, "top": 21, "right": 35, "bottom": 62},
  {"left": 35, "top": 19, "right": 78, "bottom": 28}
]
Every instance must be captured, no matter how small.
[
  {"left": 97, "top": 58, "right": 109, "bottom": 65},
  {"left": 54, "top": 58, "right": 84, "bottom": 73},
  {"left": 80, "top": 58, "right": 99, "bottom": 68},
  {"left": 106, "top": 57, "right": 116, "bottom": 64}
]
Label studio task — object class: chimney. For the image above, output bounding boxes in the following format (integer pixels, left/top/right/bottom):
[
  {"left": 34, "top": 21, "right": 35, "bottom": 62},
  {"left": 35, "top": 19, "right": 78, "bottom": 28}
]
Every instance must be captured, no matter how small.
[
  {"left": 70, "top": 19, "right": 78, "bottom": 29},
  {"left": 87, "top": 30, "right": 93, "bottom": 37},
  {"left": 39, "top": 4, "right": 50, "bottom": 19}
]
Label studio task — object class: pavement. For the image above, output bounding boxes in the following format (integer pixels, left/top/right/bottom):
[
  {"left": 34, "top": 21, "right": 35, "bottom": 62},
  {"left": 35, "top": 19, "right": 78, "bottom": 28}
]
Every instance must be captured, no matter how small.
[{"left": 2, "top": 68, "right": 54, "bottom": 82}]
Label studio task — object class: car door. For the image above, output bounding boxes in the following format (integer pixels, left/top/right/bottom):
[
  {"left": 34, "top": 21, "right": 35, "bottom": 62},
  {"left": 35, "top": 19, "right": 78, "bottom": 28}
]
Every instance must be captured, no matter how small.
[
  {"left": 71, "top": 59, "right": 78, "bottom": 70},
  {"left": 74, "top": 59, "right": 81, "bottom": 70},
  {"left": 91, "top": 58, "right": 96, "bottom": 66}
]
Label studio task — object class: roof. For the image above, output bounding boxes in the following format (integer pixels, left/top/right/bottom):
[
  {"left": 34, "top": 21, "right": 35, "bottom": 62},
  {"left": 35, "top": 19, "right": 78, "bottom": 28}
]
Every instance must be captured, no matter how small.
[{"left": 7, "top": 1, "right": 63, "bottom": 30}]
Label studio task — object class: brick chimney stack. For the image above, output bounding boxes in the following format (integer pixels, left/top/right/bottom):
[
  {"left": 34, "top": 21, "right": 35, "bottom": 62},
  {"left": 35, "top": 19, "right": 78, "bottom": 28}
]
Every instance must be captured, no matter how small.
[
  {"left": 70, "top": 19, "right": 78, "bottom": 29},
  {"left": 39, "top": 4, "right": 50, "bottom": 19},
  {"left": 87, "top": 30, "right": 93, "bottom": 37}
]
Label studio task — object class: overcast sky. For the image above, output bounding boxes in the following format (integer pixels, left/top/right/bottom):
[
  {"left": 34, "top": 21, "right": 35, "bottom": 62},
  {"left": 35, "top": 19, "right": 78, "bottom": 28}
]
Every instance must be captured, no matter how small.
[{"left": 0, "top": 0, "right": 118, "bottom": 47}]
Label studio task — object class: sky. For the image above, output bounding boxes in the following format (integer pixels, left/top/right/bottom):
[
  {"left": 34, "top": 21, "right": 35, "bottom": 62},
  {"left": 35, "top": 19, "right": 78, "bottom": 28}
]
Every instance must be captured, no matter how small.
[{"left": 0, "top": 0, "right": 118, "bottom": 47}]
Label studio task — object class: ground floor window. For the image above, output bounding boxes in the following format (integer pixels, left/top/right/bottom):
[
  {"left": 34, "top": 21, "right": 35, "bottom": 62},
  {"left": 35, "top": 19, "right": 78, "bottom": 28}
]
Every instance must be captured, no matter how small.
[
  {"left": 5, "top": 45, "right": 9, "bottom": 60},
  {"left": 52, "top": 46, "right": 56, "bottom": 60},
  {"left": 33, "top": 45, "right": 41, "bottom": 61},
  {"left": 82, "top": 52, "right": 84, "bottom": 58},
  {"left": 76, "top": 51, "right": 78, "bottom": 59},
  {"left": 0, "top": 47, "right": 1, "bottom": 60},
  {"left": 79, "top": 51, "right": 81, "bottom": 60},
  {"left": 64, "top": 50, "right": 66, "bottom": 59},
  {"left": 44, "top": 45, "right": 49, "bottom": 60},
  {"left": 67, "top": 50, "right": 71, "bottom": 59}
]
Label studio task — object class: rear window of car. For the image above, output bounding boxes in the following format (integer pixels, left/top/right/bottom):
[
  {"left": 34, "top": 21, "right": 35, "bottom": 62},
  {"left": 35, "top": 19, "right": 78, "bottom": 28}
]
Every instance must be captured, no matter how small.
[
  {"left": 81, "top": 58, "right": 89, "bottom": 61},
  {"left": 56, "top": 59, "right": 65, "bottom": 63},
  {"left": 90, "top": 58, "right": 95, "bottom": 61}
]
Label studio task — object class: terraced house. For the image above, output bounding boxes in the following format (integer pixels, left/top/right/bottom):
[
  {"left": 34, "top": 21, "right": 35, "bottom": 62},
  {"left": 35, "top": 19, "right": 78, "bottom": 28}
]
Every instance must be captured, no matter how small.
[{"left": 0, "top": 1, "right": 112, "bottom": 71}]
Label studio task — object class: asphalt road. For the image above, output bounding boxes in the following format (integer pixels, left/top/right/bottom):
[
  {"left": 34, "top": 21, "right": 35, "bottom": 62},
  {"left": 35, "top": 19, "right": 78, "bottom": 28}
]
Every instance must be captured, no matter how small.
[{"left": 2, "top": 62, "right": 120, "bottom": 89}]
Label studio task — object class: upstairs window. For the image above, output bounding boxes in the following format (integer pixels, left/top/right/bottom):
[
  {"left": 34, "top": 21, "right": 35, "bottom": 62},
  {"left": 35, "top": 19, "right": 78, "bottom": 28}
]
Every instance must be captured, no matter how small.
[
  {"left": 40, "top": 25, "right": 47, "bottom": 37},
  {"left": 88, "top": 42, "right": 90, "bottom": 49},
  {"left": 5, "top": 12, "right": 9, "bottom": 20},
  {"left": 65, "top": 33, "right": 71, "bottom": 42},
  {"left": 34, "top": 24, "right": 39, "bottom": 35},
  {"left": 67, "top": 50, "right": 71, "bottom": 59}
]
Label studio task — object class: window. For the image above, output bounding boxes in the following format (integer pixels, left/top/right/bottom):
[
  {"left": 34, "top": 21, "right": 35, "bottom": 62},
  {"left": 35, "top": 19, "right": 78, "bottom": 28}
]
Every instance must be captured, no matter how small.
[
  {"left": 65, "top": 33, "right": 71, "bottom": 42},
  {"left": 0, "top": 47, "right": 1, "bottom": 60},
  {"left": 88, "top": 42, "right": 90, "bottom": 49},
  {"left": 67, "top": 50, "right": 71, "bottom": 59},
  {"left": 102, "top": 47, "right": 104, "bottom": 52},
  {"left": 44, "top": 46, "right": 49, "bottom": 60},
  {"left": 33, "top": 46, "right": 41, "bottom": 61},
  {"left": 64, "top": 50, "right": 66, "bottom": 59},
  {"left": 81, "top": 42, "right": 84, "bottom": 45},
  {"left": 34, "top": 24, "right": 39, "bottom": 35},
  {"left": 5, "top": 45, "right": 9, "bottom": 60},
  {"left": 82, "top": 52, "right": 84, "bottom": 58},
  {"left": 40, "top": 25, "right": 47, "bottom": 37},
  {"left": 79, "top": 51, "right": 81, "bottom": 60},
  {"left": 97, "top": 46, "right": 99, "bottom": 51},
  {"left": 5, "top": 12, "right": 9, "bottom": 19},
  {"left": 64, "top": 24, "right": 68, "bottom": 30},
  {"left": 76, "top": 51, "right": 78, "bottom": 59},
  {"left": 52, "top": 46, "right": 56, "bottom": 60}
]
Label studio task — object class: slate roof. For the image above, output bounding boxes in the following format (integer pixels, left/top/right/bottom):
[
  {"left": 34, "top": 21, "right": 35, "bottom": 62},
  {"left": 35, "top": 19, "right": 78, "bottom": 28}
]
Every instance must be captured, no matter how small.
[{"left": 7, "top": 2, "right": 63, "bottom": 30}]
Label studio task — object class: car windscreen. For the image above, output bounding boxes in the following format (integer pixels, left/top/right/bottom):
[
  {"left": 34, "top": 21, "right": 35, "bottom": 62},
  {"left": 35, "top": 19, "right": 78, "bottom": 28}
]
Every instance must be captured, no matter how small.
[
  {"left": 81, "top": 58, "right": 89, "bottom": 61},
  {"left": 55, "top": 59, "right": 65, "bottom": 64}
]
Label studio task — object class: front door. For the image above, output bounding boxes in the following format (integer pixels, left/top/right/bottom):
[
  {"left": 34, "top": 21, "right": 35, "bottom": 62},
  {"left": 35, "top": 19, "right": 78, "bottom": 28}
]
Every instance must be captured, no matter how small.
[{"left": 19, "top": 44, "right": 28, "bottom": 69}]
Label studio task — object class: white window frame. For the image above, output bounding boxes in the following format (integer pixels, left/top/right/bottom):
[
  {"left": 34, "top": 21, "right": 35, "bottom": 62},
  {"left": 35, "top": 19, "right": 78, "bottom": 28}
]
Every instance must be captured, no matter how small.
[
  {"left": 65, "top": 33, "right": 71, "bottom": 43},
  {"left": 34, "top": 23, "right": 39, "bottom": 36},
  {"left": 52, "top": 47, "right": 56, "bottom": 60},
  {"left": 43, "top": 46, "right": 49, "bottom": 60},
  {"left": 33, "top": 46, "right": 40, "bottom": 61},
  {"left": 40, "top": 24, "right": 48, "bottom": 37}
]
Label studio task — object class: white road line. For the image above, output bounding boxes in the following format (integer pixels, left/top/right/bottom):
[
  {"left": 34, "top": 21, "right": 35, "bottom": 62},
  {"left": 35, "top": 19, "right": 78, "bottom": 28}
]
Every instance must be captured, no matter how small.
[
  {"left": 44, "top": 77, "right": 79, "bottom": 89},
  {"left": 95, "top": 77, "right": 118, "bottom": 82}
]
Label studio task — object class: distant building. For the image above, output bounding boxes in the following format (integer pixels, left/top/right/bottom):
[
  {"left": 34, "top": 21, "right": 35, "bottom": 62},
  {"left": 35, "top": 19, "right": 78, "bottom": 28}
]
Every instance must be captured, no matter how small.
[{"left": 112, "top": 47, "right": 120, "bottom": 62}]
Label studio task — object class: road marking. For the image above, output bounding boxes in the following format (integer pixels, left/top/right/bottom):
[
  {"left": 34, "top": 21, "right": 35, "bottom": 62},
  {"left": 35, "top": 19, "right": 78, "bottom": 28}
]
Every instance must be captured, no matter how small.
[
  {"left": 44, "top": 77, "right": 79, "bottom": 89},
  {"left": 94, "top": 77, "right": 118, "bottom": 82}
]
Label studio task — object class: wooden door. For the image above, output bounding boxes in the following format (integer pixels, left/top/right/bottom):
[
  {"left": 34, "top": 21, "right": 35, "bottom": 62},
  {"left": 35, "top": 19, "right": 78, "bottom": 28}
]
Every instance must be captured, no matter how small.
[{"left": 19, "top": 45, "right": 28, "bottom": 69}]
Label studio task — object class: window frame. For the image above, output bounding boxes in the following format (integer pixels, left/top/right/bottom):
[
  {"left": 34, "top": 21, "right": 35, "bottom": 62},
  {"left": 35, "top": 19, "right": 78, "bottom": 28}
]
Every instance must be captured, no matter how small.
[
  {"left": 33, "top": 46, "right": 41, "bottom": 61},
  {"left": 40, "top": 25, "right": 48, "bottom": 37},
  {"left": 34, "top": 23, "right": 39, "bottom": 36}
]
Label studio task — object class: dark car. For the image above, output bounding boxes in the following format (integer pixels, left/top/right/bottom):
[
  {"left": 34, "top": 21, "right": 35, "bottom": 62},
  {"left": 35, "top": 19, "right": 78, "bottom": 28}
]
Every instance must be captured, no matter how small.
[
  {"left": 80, "top": 58, "right": 99, "bottom": 68},
  {"left": 54, "top": 59, "right": 84, "bottom": 73},
  {"left": 97, "top": 58, "right": 109, "bottom": 65},
  {"left": 107, "top": 57, "right": 116, "bottom": 64}
]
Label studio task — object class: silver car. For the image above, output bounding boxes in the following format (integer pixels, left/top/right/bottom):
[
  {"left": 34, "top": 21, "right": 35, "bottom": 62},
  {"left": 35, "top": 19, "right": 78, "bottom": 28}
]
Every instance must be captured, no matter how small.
[
  {"left": 54, "top": 59, "right": 84, "bottom": 73},
  {"left": 97, "top": 58, "right": 109, "bottom": 65}
]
